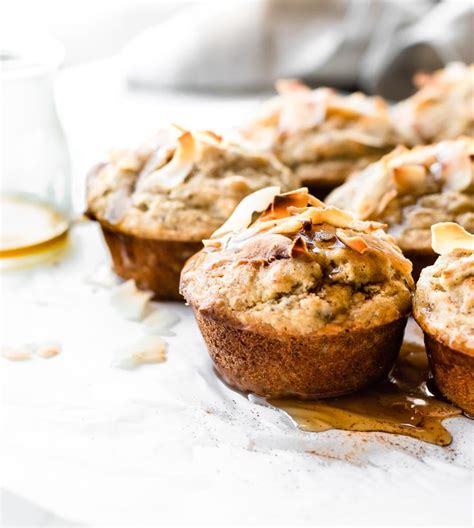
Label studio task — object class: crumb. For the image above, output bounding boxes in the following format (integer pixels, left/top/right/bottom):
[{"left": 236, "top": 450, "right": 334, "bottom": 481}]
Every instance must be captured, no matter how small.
[
  {"left": 36, "top": 342, "right": 61, "bottom": 359},
  {"left": 143, "top": 309, "right": 180, "bottom": 336},
  {"left": 112, "top": 335, "right": 167, "bottom": 369},
  {"left": 1, "top": 345, "right": 33, "bottom": 361},
  {"left": 110, "top": 279, "right": 153, "bottom": 321}
]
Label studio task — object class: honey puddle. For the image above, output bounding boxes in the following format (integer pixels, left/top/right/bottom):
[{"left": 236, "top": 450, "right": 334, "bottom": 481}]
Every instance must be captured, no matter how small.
[
  {"left": 263, "top": 342, "right": 462, "bottom": 446},
  {"left": 0, "top": 193, "right": 69, "bottom": 263}
]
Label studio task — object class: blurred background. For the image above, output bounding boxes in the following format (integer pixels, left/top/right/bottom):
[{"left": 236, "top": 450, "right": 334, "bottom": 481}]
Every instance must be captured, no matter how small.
[
  {"left": 1, "top": 0, "right": 472, "bottom": 257},
  {"left": 3, "top": 0, "right": 473, "bottom": 98},
  {"left": 1, "top": 0, "right": 473, "bottom": 244}
]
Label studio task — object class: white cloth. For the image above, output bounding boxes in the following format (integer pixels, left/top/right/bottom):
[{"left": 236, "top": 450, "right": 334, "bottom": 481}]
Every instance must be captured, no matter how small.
[{"left": 124, "top": 0, "right": 474, "bottom": 99}]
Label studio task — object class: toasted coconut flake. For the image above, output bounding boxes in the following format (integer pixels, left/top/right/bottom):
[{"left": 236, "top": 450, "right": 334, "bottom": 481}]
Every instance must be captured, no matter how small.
[
  {"left": 196, "top": 130, "right": 223, "bottom": 144},
  {"left": 112, "top": 336, "right": 167, "bottom": 370},
  {"left": 431, "top": 222, "right": 474, "bottom": 255},
  {"left": 142, "top": 131, "right": 196, "bottom": 190},
  {"left": 336, "top": 232, "right": 370, "bottom": 254},
  {"left": 84, "top": 263, "right": 121, "bottom": 289},
  {"left": 170, "top": 123, "right": 187, "bottom": 133},
  {"left": 294, "top": 208, "right": 324, "bottom": 226},
  {"left": 275, "top": 79, "right": 311, "bottom": 95},
  {"left": 103, "top": 187, "right": 131, "bottom": 224},
  {"left": 110, "top": 280, "right": 153, "bottom": 321},
  {"left": 375, "top": 189, "right": 398, "bottom": 216},
  {"left": 391, "top": 147, "right": 438, "bottom": 169},
  {"left": 267, "top": 217, "right": 305, "bottom": 236},
  {"left": 290, "top": 236, "right": 309, "bottom": 256},
  {"left": 436, "top": 139, "right": 473, "bottom": 192},
  {"left": 320, "top": 207, "right": 353, "bottom": 228},
  {"left": 138, "top": 145, "right": 174, "bottom": 181},
  {"left": 278, "top": 88, "right": 329, "bottom": 133},
  {"left": 143, "top": 309, "right": 180, "bottom": 336},
  {"left": 260, "top": 188, "right": 309, "bottom": 220},
  {"left": 1, "top": 345, "right": 33, "bottom": 361},
  {"left": 36, "top": 342, "right": 61, "bottom": 359},
  {"left": 240, "top": 216, "right": 293, "bottom": 239},
  {"left": 308, "top": 195, "right": 325, "bottom": 207},
  {"left": 137, "top": 128, "right": 183, "bottom": 179},
  {"left": 391, "top": 164, "right": 427, "bottom": 193},
  {"left": 343, "top": 131, "right": 385, "bottom": 148},
  {"left": 329, "top": 92, "right": 387, "bottom": 119},
  {"left": 287, "top": 206, "right": 312, "bottom": 215},
  {"left": 203, "top": 237, "right": 224, "bottom": 249},
  {"left": 326, "top": 157, "right": 397, "bottom": 221},
  {"left": 211, "top": 186, "right": 281, "bottom": 239},
  {"left": 109, "top": 149, "right": 144, "bottom": 172}
]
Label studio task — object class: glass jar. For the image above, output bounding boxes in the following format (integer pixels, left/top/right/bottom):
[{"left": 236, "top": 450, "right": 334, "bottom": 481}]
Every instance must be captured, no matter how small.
[{"left": 0, "top": 32, "right": 72, "bottom": 267}]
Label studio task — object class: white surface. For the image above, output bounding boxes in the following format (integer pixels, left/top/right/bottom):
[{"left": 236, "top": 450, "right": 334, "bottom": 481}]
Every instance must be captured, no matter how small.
[
  {"left": 2, "top": 0, "right": 185, "bottom": 67},
  {"left": 1, "top": 58, "right": 473, "bottom": 527}
]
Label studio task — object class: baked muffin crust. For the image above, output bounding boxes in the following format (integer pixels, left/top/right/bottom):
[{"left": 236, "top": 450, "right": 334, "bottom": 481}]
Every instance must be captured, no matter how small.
[
  {"left": 326, "top": 138, "right": 474, "bottom": 254},
  {"left": 86, "top": 128, "right": 298, "bottom": 242},
  {"left": 181, "top": 188, "right": 413, "bottom": 336},
  {"left": 413, "top": 223, "right": 474, "bottom": 413},
  {"left": 393, "top": 62, "right": 474, "bottom": 145},
  {"left": 414, "top": 224, "right": 474, "bottom": 354},
  {"left": 241, "top": 80, "right": 398, "bottom": 189}
]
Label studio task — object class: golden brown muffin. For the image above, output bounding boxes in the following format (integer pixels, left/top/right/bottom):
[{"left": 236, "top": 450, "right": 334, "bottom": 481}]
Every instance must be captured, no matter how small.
[
  {"left": 180, "top": 187, "right": 414, "bottom": 398},
  {"left": 240, "top": 80, "right": 398, "bottom": 198},
  {"left": 414, "top": 222, "right": 474, "bottom": 415},
  {"left": 86, "top": 128, "right": 298, "bottom": 300},
  {"left": 392, "top": 63, "right": 474, "bottom": 145},
  {"left": 326, "top": 137, "right": 474, "bottom": 278}
]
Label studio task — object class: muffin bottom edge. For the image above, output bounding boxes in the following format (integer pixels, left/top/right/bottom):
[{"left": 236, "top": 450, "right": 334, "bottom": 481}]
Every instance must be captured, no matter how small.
[
  {"left": 193, "top": 309, "right": 408, "bottom": 399},
  {"left": 101, "top": 226, "right": 202, "bottom": 301},
  {"left": 424, "top": 333, "right": 474, "bottom": 415}
]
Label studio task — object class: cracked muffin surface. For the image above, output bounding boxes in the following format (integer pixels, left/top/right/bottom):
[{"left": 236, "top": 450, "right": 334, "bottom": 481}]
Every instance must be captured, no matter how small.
[
  {"left": 414, "top": 223, "right": 474, "bottom": 354},
  {"left": 241, "top": 80, "right": 398, "bottom": 189},
  {"left": 393, "top": 62, "right": 474, "bottom": 145},
  {"left": 86, "top": 128, "right": 298, "bottom": 241},
  {"left": 326, "top": 138, "right": 474, "bottom": 255},
  {"left": 181, "top": 188, "right": 413, "bottom": 336}
]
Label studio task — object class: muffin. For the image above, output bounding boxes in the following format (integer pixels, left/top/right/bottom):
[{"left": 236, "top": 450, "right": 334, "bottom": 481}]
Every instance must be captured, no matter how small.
[
  {"left": 180, "top": 187, "right": 413, "bottom": 398},
  {"left": 414, "top": 222, "right": 474, "bottom": 414},
  {"left": 240, "top": 80, "right": 398, "bottom": 197},
  {"left": 326, "top": 137, "right": 474, "bottom": 278},
  {"left": 86, "top": 128, "right": 298, "bottom": 300},
  {"left": 392, "top": 62, "right": 474, "bottom": 145}
]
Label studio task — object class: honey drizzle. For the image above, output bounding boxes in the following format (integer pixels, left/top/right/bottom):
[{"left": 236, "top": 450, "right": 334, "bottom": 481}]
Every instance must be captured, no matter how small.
[{"left": 264, "top": 342, "right": 462, "bottom": 446}]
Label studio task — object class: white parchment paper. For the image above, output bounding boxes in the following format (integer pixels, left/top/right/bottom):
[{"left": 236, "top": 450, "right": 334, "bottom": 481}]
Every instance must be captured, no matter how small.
[
  {"left": 1, "top": 224, "right": 473, "bottom": 526},
  {"left": 1, "top": 59, "right": 472, "bottom": 526}
]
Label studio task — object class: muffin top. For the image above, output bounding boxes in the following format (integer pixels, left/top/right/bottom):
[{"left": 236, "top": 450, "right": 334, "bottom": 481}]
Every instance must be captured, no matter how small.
[
  {"left": 86, "top": 128, "right": 298, "bottom": 241},
  {"left": 241, "top": 80, "right": 397, "bottom": 173},
  {"left": 392, "top": 62, "right": 474, "bottom": 145},
  {"left": 326, "top": 137, "right": 474, "bottom": 254},
  {"left": 181, "top": 188, "right": 413, "bottom": 336},
  {"left": 414, "top": 223, "right": 474, "bottom": 354}
]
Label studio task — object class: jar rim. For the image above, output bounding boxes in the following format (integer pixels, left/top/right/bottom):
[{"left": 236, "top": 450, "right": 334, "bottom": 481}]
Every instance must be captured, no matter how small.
[{"left": 0, "top": 31, "right": 65, "bottom": 79}]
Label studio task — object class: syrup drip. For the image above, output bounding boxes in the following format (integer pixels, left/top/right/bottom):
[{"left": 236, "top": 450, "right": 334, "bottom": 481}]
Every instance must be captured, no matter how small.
[{"left": 266, "top": 341, "right": 462, "bottom": 446}]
